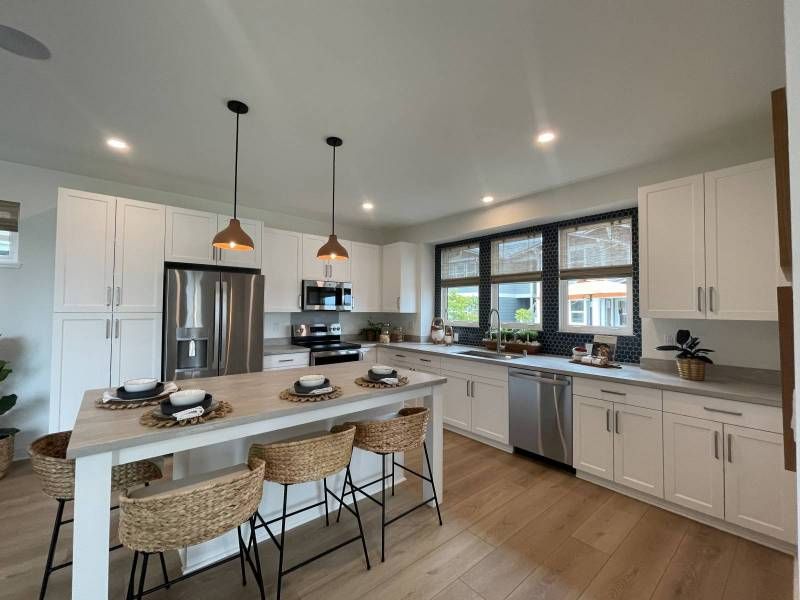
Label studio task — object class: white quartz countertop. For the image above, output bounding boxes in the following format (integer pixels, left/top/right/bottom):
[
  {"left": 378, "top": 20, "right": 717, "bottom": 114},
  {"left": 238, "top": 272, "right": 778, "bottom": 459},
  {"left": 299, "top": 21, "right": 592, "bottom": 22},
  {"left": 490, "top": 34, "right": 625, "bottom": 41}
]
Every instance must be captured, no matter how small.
[
  {"left": 374, "top": 342, "right": 781, "bottom": 407},
  {"left": 263, "top": 343, "right": 309, "bottom": 355}
]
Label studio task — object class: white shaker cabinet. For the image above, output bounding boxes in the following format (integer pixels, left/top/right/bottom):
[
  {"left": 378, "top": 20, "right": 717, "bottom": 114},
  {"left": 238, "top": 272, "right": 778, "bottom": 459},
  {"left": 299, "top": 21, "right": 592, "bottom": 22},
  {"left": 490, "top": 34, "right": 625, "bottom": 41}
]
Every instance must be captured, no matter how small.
[
  {"left": 573, "top": 395, "right": 614, "bottom": 481},
  {"left": 350, "top": 242, "right": 381, "bottom": 312},
  {"left": 638, "top": 175, "right": 705, "bottom": 319},
  {"left": 382, "top": 242, "right": 417, "bottom": 312},
  {"left": 263, "top": 228, "right": 302, "bottom": 312},
  {"left": 217, "top": 216, "right": 263, "bottom": 269},
  {"left": 301, "top": 234, "right": 351, "bottom": 281},
  {"left": 704, "top": 160, "right": 779, "bottom": 320},
  {"left": 113, "top": 198, "right": 165, "bottom": 313},
  {"left": 470, "top": 378, "right": 509, "bottom": 444},
  {"left": 724, "top": 425, "right": 796, "bottom": 543},
  {"left": 53, "top": 189, "right": 116, "bottom": 312},
  {"left": 50, "top": 314, "right": 112, "bottom": 431},
  {"left": 441, "top": 370, "right": 471, "bottom": 431},
  {"left": 164, "top": 206, "right": 218, "bottom": 265},
  {"left": 663, "top": 412, "right": 725, "bottom": 519},
  {"left": 110, "top": 313, "right": 163, "bottom": 387},
  {"left": 612, "top": 403, "right": 663, "bottom": 498}
]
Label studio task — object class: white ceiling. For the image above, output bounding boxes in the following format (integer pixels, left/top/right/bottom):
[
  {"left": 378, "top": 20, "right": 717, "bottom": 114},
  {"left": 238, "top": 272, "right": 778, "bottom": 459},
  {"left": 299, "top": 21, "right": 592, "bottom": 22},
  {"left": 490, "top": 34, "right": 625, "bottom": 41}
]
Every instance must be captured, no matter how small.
[{"left": 0, "top": 0, "right": 785, "bottom": 227}]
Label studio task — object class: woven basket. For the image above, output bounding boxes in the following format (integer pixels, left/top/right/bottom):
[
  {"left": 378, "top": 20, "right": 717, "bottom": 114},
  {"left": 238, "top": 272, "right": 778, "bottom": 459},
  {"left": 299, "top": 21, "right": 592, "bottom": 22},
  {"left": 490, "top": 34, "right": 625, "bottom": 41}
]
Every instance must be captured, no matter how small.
[
  {"left": 118, "top": 458, "right": 265, "bottom": 553},
  {"left": 249, "top": 425, "right": 355, "bottom": 485},
  {"left": 28, "top": 431, "right": 162, "bottom": 500},
  {"left": 676, "top": 358, "right": 706, "bottom": 382},
  {"left": 344, "top": 406, "right": 430, "bottom": 454},
  {"left": 0, "top": 434, "right": 13, "bottom": 480}
]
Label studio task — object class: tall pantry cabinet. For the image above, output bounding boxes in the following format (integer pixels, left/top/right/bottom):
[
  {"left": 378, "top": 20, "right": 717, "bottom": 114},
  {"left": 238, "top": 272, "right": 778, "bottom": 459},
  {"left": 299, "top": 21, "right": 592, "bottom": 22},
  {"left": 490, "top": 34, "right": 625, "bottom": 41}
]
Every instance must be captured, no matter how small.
[{"left": 50, "top": 189, "right": 165, "bottom": 431}]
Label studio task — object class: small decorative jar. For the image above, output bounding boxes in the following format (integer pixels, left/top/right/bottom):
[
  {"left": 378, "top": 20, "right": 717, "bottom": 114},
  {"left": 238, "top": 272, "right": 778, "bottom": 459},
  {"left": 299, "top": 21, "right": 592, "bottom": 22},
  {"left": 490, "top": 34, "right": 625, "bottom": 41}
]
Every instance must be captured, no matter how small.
[
  {"left": 391, "top": 326, "right": 404, "bottom": 343},
  {"left": 379, "top": 326, "right": 391, "bottom": 344}
]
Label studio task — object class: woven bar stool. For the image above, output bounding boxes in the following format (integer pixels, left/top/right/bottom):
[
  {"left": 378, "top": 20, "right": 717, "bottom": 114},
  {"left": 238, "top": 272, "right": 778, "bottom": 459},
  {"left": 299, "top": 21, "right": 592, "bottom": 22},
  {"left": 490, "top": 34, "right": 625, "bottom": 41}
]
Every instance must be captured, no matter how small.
[
  {"left": 118, "top": 458, "right": 267, "bottom": 600},
  {"left": 335, "top": 406, "right": 442, "bottom": 562},
  {"left": 248, "top": 424, "right": 370, "bottom": 600},
  {"left": 28, "top": 431, "right": 167, "bottom": 600}
]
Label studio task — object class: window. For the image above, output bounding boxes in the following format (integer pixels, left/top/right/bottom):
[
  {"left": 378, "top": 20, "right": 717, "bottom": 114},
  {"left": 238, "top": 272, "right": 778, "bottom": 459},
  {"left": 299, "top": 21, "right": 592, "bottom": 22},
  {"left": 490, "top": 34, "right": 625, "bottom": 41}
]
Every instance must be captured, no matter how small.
[
  {"left": 440, "top": 243, "right": 480, "bottom": 326},
  {"left": 0, "top": 201, "right": 19, "bottom": 266},
  {"left": 490, "top": 233, "right": 542, "bottom": 329},
  {"left": 559, "top": 218, "right": 632, "bottom": 334}
]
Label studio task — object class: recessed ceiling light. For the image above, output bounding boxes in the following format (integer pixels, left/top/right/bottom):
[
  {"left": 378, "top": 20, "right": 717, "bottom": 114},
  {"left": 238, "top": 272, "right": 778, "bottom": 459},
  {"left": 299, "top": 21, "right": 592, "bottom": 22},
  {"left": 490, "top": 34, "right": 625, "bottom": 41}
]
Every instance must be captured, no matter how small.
[
  {"left": 536, "top": 130, "right": 557, "bottom": 144},
  {"left": 106, "top": 137, "right": 130, "bottom": 151},
  {"left": 482, "top": 195, "right": 494, "bottom": 204},
  {"left": 362, "top": 202, "right": 374, "bottom": 211}
]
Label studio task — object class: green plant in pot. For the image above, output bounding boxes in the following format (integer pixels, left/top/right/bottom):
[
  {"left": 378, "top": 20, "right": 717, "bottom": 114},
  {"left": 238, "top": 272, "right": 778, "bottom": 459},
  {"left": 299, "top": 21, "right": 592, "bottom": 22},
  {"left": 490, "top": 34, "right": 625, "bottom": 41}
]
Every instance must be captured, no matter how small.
[
  {"left": 656, "top": 330, "right": 714, "bottom": 381},
  {"left": 0, "top": 358, "right": 18, "bottom": 479}
]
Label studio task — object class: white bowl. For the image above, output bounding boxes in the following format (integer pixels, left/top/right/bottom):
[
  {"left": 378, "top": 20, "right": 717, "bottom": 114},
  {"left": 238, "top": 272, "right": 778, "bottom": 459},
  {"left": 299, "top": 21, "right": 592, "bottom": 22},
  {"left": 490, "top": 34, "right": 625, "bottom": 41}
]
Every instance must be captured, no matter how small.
[
  {"left": 170, "top": 389, "right": 206, "bottom": 406},
  {"left": 123, "top": 378, "right": 158, "bottom": 393},
  {"left": 371, "top": 365, "right": 394, "bottom": 375},
  {"left": 299, "top": 374, "right": 326, "bottom": 388}
]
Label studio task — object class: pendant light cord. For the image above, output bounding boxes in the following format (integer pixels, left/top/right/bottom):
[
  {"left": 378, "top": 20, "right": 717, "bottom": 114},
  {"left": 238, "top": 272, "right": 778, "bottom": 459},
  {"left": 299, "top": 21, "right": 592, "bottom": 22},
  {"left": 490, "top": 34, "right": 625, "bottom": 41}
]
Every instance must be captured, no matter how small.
[
  {"left": 233, "top": 112, "right": 240, "bottom": 220},
  {"left": 331, "top": 144, "right": 336, "bottom": 234}
]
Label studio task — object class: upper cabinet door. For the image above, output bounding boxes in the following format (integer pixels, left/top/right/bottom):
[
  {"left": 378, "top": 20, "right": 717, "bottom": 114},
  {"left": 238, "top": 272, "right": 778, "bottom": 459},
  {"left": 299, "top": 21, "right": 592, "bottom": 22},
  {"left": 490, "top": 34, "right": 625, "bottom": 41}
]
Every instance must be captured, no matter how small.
[
  {"left": 638, "top": 175, "right": 706, "bottom": 319},
  {"left": 165, "top": 206, "right": 218, "bottom": 265},
  {"left": 113, "top": 198, "right": 165, "bottom": 313},
  {"left": 350, "top": 242, "right": 381, "bottom": 312},
  {"left": 329, "top": 239, "right": 352, "bottom": 282},
  {"left": 724, "top": 424, "right": 797, "bottom": 543},
  {"left": 382, "top": 242, "right": 417, "bottom": 312},
  {"left": 54, "top": 189, "right": 116, "bottom": 312},
  {"left": 705, "top": 159, "right": 778, "bottom": 321},
  {"left": 263, "top": 228, "right": 302, "bottom": 312},
  {"left": 301, "top": 234, "right": 329, "bottom": 280},
  {"left": 217, "top": 216, "right": 263, "bottom": 269}
]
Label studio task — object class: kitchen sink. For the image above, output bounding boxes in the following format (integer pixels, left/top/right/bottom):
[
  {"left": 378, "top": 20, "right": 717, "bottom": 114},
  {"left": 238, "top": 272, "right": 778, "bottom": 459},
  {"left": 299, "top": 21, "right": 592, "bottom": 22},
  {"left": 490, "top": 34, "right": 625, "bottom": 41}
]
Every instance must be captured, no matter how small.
[{"left": 457, "top": 350, "right": 524, "bottom": 360}]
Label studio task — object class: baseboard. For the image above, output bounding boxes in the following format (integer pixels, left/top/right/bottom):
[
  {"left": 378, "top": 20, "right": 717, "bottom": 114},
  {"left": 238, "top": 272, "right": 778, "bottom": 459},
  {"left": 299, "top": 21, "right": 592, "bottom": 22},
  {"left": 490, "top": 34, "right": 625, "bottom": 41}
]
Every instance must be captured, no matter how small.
[
  {"left": 443, "top": 424, "right": 513, "bottom": 453},
  {"left": 576, "top": 471, "right": 797, "bottom": 556}
]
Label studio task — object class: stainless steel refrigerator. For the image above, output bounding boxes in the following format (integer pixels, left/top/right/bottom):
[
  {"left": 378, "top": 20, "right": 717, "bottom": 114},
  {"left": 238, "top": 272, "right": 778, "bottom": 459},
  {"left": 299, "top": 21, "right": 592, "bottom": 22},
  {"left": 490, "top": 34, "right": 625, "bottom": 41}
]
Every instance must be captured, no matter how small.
[{"left": 163, "top": 267, "right": 264, "bottom": 380}]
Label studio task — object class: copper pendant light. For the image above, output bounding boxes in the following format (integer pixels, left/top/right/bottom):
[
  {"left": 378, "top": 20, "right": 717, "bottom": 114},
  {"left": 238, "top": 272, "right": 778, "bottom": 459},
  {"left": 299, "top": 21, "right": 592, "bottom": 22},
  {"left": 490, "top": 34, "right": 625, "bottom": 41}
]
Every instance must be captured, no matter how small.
[
  {"left": 317, "top": 136, "right": 349, "bottom": 261},
  {"left": 213, "top": 100, "right": 255, "bottom": 252}
]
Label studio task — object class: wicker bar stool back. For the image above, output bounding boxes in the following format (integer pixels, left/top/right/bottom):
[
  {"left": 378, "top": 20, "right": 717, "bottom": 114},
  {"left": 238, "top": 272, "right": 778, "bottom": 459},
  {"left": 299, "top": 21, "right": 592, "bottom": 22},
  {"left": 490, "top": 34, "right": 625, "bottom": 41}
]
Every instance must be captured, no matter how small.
[
  {"left": 27, "top": 431, "right": 165, "bottom": 600},
  {"left": 335, "top": 406, "right": 442, "bottom": 562},
  {"left": 248, "top": 425, "right": 370, "bottom": 600},
  {"left": 118, "top": 458, "right": 267, "bottom": 600}
]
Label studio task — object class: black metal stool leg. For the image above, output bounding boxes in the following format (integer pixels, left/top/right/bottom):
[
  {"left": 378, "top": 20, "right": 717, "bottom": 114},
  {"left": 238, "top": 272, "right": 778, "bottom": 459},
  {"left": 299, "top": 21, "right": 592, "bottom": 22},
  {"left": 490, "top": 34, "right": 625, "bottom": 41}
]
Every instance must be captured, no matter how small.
[
  {"left": 323, "top": 477, "right": 330, "bottom": 526},
  {"left": 125, "top": 551, "right": 139, "bottom": 600},
  {"left": 158, "top": 552, "right": 170, "bottom": 589},
  {"left": 381, "top": 453, "right": 386, "bottom": 562},
  {"left": 423, "top": 442, "right": 443, "bottom": 526},
  {"left": 136, "top": 552, "right": 149, "bottom": 600},
  {"left": 335, "top": 463, "right": 351, "bottom": 523},
  {"left": 38, "top": 498, "right": 66, "bottom": 600},
  {"left": 237, "top": 525, "right": 247, "bottom": 586},
  {"left": 276, "top": 484, "right": 289, "bottom": 600},
  {"left": 248, "top": 516, "right": 266, "bottom": 600},
  {"left": 391, "top": 452, "right": 395, "bottom": 496},
  {"left": 347, "top": 467, "right": 371, "bottom": 570}
]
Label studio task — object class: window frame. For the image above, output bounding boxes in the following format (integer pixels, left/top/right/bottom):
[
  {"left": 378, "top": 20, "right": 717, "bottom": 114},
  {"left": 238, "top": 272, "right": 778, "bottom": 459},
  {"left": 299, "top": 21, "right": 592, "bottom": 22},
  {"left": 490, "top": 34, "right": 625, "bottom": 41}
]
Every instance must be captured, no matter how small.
[
  {"left": 440, "top": 284, "right": 480, "bottom": 328},
  {"left": 490, "top": 280, "right": 542, "bottom": 331},
  {"left": 559, "top": 277, "right": 633, "bottom": 335},
  {"left": 0, "top": 230, "right": 19, "bottom": 267}
]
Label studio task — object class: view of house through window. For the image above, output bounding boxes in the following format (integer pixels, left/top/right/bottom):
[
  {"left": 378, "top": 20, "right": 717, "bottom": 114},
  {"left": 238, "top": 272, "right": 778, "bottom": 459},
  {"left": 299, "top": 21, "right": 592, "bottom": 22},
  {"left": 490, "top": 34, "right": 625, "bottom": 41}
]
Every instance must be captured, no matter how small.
[
  {"left": 564, "top": 277, "right": 630, "bottom": 329},
  {"left": 442, "top": 285, "right": 480, "bottom": 324},
  {"left": 0, "top": 200, "right": 20, "bottom": 265},
  {"left": 490, "top": 232, "right": 542, "bottom": 329},
  {"left": 492, "top": 281, "right": 541, "bottom": 328},
  {"left": 440, "top": 242, "right": 480, "bottom": 326}
]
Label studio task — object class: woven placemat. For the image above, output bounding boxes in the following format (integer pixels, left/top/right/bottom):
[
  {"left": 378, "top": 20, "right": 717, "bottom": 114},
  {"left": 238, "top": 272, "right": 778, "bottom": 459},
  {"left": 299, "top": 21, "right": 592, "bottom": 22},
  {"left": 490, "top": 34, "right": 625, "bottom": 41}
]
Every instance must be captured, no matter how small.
[
  {"left": 95, "top": 396, "right": 167, "bottom": 410},
  {"left": 279, "top": 386, "right": 343, "bottom": 403},
  {"left": 139, "top": 401, "right": 233, "bottom": 428},
  {"left": 354, "top": 376, "right": 409, "bottom": 389}
]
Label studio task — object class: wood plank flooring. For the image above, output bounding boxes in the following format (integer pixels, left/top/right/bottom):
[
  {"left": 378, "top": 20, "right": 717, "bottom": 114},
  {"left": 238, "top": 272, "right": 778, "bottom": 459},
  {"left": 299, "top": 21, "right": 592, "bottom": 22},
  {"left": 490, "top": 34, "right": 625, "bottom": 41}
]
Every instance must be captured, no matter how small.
[{"left": 0, "top": 430, "right": 793, "bottom": 599}]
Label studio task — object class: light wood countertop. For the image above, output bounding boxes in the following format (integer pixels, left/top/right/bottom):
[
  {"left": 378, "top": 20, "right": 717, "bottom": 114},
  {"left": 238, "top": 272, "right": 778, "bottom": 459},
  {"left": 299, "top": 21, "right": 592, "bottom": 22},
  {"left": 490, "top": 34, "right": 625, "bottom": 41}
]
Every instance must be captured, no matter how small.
[{"left": 66, "top": 363, "right": 446, "bottom": 459}]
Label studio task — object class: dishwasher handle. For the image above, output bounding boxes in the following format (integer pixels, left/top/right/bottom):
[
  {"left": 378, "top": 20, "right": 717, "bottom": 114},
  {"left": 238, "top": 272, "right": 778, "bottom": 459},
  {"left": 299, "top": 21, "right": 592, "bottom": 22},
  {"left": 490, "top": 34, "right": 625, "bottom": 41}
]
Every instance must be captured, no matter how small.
[{"left": 510, "top": 371, "right": 570, "bottom": 386}]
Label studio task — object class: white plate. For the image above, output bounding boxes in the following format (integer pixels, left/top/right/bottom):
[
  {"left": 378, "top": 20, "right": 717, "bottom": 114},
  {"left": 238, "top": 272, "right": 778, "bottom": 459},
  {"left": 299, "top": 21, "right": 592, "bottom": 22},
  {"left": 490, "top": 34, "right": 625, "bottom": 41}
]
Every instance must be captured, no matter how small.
[{"left": 123, "top": 378, "right": 158, "bottom": 393}]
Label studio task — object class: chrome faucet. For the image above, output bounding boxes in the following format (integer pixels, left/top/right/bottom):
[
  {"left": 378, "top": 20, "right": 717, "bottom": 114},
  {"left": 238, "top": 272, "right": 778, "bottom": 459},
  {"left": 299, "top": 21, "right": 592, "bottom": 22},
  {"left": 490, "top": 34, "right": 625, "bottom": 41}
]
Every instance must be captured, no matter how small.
[{"left": 488, "top": 308, "right": 503, "bottom": 355}]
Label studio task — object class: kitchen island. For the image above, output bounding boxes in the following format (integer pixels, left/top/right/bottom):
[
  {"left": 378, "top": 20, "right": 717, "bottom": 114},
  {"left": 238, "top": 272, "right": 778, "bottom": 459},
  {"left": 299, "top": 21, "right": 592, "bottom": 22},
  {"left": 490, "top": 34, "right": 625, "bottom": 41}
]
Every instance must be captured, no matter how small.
[{"left": 66, "top": 363, "right": 446, "bottom": 600}]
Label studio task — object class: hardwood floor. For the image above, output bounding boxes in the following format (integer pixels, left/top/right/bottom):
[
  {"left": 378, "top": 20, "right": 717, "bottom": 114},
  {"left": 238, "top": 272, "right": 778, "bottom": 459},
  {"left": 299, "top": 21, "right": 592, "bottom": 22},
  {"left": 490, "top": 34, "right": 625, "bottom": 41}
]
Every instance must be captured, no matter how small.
[{"left": 0, "top": 430, "right": 793, "bottom": 599}]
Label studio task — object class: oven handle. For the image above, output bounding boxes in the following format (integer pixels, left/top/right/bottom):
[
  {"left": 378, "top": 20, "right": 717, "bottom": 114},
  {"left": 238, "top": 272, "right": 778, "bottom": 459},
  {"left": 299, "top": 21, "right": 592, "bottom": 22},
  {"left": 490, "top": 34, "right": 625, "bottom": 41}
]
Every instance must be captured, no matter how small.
[{"left": 311, "top": 349, "right": 361, "bottom": 359}]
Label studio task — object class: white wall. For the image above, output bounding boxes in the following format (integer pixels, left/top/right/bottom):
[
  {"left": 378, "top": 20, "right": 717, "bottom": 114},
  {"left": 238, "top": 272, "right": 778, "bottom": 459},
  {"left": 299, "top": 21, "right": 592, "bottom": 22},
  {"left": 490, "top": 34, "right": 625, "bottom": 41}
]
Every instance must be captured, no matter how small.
[{"left": 0, "top": 158, "right": 382, "bottom": 456}]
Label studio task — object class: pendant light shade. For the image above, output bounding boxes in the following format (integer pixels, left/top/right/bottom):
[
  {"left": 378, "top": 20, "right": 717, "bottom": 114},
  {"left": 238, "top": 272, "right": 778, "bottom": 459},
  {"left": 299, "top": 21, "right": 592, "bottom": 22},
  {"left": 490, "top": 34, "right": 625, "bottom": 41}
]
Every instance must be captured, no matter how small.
[
  {"left": 213, "top": 100, "right": 254, "bottom": 252},
  {"left": 317, "top": 136, "right": 349, "bottom": 261}
]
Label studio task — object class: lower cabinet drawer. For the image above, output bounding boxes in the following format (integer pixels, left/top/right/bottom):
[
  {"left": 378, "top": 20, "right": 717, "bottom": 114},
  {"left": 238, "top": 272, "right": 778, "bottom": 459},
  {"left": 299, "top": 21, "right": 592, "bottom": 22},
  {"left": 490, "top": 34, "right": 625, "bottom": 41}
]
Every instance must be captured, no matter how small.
[
  {"left": 263, "top": 353, "right": 309, "bottom": 370},
  {"left": 441, "top": 357, "right": 507, "bottom": 382},
  {"left": 663, "top": 391, "right": 781, "bottom": 434},
  {"left": 574, "top": 377, "right": 662, "bottom": 410}
]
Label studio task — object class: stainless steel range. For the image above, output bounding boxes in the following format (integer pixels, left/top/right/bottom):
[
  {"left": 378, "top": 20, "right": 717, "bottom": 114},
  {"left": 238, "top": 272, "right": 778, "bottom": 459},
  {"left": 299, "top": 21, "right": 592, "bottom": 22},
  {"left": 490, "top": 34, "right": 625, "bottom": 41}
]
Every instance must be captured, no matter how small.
[{"left": 292, "top": 323, "right": 362, "bottom": 365}]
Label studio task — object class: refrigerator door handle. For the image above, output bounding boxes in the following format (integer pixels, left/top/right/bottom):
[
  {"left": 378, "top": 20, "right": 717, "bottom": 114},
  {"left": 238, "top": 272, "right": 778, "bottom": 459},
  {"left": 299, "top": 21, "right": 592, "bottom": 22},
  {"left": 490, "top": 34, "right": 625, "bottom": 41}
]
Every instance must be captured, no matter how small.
[
  {"left": 212, "top": 279, "right": 222, "bottom": 371},
  {"left": 219, "top": 279, "right": 229, "bottom": 371}
]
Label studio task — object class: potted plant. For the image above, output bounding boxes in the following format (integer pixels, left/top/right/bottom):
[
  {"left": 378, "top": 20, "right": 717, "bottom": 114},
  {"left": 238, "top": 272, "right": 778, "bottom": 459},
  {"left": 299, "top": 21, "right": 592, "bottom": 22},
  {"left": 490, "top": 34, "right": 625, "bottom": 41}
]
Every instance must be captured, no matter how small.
[
  {"left": 361, "top": 320, "right": 383, "bottom": 342},
  {"left": 483, "top": 328, "right": 542, "bottom": 354},
  {"left": 656, "top": 329, "right": 714, "bottom": 381},
  {"left": 0, "top": 357, "right": 18, "bottom": 479}
]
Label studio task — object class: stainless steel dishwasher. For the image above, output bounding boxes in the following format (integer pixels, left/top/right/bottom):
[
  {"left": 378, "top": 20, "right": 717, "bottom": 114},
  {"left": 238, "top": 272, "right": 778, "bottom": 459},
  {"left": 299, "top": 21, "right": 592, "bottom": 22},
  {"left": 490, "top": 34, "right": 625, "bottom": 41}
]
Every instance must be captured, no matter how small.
[{"left": 509, "top": 369, "right": 573, "bottom": 467}]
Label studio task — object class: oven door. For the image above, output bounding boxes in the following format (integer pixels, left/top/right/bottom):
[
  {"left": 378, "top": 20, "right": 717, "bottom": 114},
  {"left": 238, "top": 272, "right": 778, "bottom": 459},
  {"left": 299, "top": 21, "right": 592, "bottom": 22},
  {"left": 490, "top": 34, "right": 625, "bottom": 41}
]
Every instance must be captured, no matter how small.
[
  {"left": 302, "top": 280, "right": 352, "bottom": 311},
  {"left": 311, "top": 349, "right": 362, "bottom": 365}
]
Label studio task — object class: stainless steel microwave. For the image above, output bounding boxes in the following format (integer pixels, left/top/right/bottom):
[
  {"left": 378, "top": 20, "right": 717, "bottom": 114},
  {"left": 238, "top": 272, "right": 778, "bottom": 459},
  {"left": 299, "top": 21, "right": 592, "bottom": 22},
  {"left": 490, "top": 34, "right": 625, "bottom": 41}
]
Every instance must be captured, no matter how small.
[{"left": 301, "top": 280, "right": 352, "bottom": 311}]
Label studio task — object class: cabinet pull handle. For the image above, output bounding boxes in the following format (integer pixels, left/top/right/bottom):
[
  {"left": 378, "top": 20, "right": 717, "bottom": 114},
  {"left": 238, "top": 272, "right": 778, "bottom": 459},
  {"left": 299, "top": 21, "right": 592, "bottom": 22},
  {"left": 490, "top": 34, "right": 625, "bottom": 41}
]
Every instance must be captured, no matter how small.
[
  {"left": 727, "top": 433, "right": 733, "bottom": 463},
  {"left": 278, "top": 358, "right": 293, "bottom": 363},
  {"left": 115, "top": 286, "right": 121, "bottom": 306},
  {"left": 396, "top": 296, "right": 400, "bottom": 310},
  {"left": 606, "top": 408, "right": 611, "bottom": 432},
  {"left": 420, "top": 358, "right": 431, "bottom": 362},
  {"left": 395, "top": 354, "right": 406, "bottom": 358},
  {"left": 114, "top": 319, "right": 120, "bottom": 338},
  {"left": 298, "top": 294, "right": 302, "bottom": 309},
  {"left": 703, "top": 406, "right": 743, "bottom": 417},
  {"left": 470, "top": 381, "right": 476, "bottom": 397},
  {"left": 615, "top": 411, "right": 621, "bottom": 434},
  {"left": 105, "top": 319, "right": 111, "bottom": 339},
  {"left": 601, "top": 389, "right": 625, "bottom": 396},
  {"left": 106, "top": 286, "right": 112, "bottom": 307},
  {"left": 466, "top": 380, "right": 470, "bottom": 398},
  {"left": 713, "top": 430, "right": 719, "bottom": 459},
  {"left": 709, "top": 286, "right": 715, "bottom": 313},
  {"left": 697, "top": 286, "right": 703, "bottom": 312}
]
